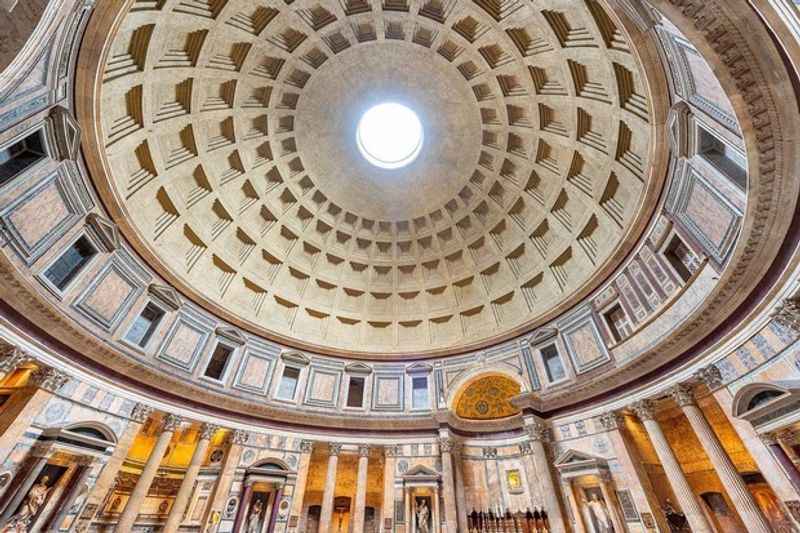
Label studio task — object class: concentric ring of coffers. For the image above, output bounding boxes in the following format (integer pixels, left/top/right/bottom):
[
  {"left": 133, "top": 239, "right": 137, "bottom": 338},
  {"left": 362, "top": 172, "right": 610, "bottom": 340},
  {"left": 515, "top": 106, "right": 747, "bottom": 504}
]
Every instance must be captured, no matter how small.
[{"left": 92, "top": 0, "right": 660, "bottom": 355}]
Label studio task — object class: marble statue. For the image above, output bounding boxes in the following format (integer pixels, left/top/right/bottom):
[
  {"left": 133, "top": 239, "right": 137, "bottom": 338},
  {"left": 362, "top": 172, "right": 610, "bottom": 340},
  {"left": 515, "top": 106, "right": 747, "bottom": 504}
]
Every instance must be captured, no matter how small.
[
  {"left": 1, "top": 475, "right": 52, "bottom": 532},
  {"left": 416, "top": 498, "right": 430, "bottom": 533}
]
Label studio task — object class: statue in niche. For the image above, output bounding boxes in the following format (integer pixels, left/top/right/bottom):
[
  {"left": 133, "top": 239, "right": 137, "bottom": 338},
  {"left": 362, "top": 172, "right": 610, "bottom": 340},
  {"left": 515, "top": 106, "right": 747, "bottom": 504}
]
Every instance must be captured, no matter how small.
[
  {"left": 582, "top": 487, "right": 614, "bottom": 533},
  {"left": 246, "top": 497, "right": 264, "bottom": 533},
  {"left": 415, "top": 497, "right": 430, "bottom": 533},
  {"left": 0, "top": 475, "right": 53, "bottom": 532}
]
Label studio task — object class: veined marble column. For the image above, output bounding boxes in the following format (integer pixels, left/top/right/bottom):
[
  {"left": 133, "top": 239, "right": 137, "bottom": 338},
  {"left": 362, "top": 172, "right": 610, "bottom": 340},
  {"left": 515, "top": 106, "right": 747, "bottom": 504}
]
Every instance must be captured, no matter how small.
[
  {"left": 116, "top": 414, "right": 182, "bottom": 532},
  {"left": 203, "top": 429, "right": 249, "bottom": 529},
  {"left": 524, "top": 418, "right": 566, "bottom": 533},
  {"left": 289, "top": 439, "right": 314, "bottom": 530},
  {"left": 73, "top": 403, "right": 153, "bottom": 532},
  {"left": 352, "top": 445, "right": 370, "bottom": 533},
  {"left": 163, "top": 422, "right": 218, "bottom": 532},
  {"left": 671, "top": 384, "right": 772, "bottom": 533},
  {"left": 597, "top": 471, "right": 626, "bottom": 533},
  {"left": 318, "top": 442, "right": 341, "bottom": 533},
  {"left": 382, "top": 445, "right": 399, "bottom": 532},
  {"left": 0, "top": 366, "right": 68, "bottom": 460},
  {"left": 597, "top": 411, "right": 669, "bottom": 532},
  {"left": 630, "top": 399, "right": 713, "bottom": 533},
  {"left": 453, "top": 445, "right": 468, "bottom": 533},
  {"left": 438, "top": 436, "right": 458, "bottom": 532}
]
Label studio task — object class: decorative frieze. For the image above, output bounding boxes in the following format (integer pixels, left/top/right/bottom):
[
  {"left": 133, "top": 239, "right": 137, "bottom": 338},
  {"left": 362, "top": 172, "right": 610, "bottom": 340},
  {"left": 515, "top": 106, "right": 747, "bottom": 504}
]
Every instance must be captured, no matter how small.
[{"left": 772, "top": 298, "right": 800, "bottom": 333}]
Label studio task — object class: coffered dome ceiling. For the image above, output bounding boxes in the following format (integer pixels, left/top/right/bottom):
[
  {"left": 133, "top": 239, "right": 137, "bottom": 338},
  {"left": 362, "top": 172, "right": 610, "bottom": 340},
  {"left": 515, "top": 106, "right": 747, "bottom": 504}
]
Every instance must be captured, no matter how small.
[{"left": 84, "top": 0, "right": 663, "bottom": 356}]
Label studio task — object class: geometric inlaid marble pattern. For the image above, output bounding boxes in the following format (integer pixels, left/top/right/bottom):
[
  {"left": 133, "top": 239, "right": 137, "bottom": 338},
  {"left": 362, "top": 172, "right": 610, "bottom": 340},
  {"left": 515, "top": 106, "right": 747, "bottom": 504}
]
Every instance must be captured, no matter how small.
[{"left": 92, "top": 0, "right": 658, "bottom": 355}]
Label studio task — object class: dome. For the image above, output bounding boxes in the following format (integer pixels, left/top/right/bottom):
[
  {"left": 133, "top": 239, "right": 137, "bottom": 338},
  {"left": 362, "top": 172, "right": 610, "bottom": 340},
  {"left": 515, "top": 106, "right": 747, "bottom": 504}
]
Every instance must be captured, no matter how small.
[{"left": 83, "top": 0, "right": 663, "bottom": 356}]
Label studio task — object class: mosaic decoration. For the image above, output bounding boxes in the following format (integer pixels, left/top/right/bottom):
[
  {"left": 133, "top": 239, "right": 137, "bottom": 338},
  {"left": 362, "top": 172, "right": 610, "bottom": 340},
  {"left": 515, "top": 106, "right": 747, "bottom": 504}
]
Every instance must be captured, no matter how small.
[{"left": 454, "top": 375, "right": 521, "bottom": 420}]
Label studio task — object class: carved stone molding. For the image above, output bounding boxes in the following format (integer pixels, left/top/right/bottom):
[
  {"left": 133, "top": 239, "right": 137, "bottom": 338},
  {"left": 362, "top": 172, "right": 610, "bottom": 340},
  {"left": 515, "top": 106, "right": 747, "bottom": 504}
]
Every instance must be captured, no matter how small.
[
  {"left": 772, "top": 298, "right": 800, "bottom": 333},
  {"left": 28, "top": 366, "right": 69, "bottom": 392},
  {"left": 130, "top": 403, "right": 153, "bottom": 424}
]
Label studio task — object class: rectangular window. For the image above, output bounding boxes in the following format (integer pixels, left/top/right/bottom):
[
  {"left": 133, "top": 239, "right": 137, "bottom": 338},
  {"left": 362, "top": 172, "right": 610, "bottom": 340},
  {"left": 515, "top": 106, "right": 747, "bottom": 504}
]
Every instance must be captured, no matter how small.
[
  {"left": 204, "top": 343, "right": 234, "bottom": 380},
  {"left": 346, "top": 376, "right": 365, "bottom": 408},
  {"left": 412, "top": 376, "right": 429, "bottom": 409},
  {"left": 664, "top": 235, "right": 699, "bottom": 283},
  {"left": 698, "top": 127, "right": 747, "bottom": 190},
  {"left": 0, "top": 130, "right": 46, "bottom": 186},
  {"left": 124, "top": 303, "right": 165, "bottom": 348},
  {"left": 43, "top": 236, "right": 96, "bottom": 291},
  {"left": 541, "top": 344, "right": 566, "bottom": 382},
  {"left": 604, "top": 304, "right": 631, "bottom": 343},
  {"left": 277, "top": 366, "right": 301, "bottom": 400}
]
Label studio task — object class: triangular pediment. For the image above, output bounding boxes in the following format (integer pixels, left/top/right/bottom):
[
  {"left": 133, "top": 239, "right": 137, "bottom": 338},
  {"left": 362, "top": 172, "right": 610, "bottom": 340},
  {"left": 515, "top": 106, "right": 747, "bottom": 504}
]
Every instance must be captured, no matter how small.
[
  {"left": 281, "top": 350, "right": 310, "bottom": 366},
  {"left": 554, "top": 449, "right": 604, "bottom": 467},
  {"left": 405, "top": 464, "right": 439, "bottom": 477},
  {"left": 528, "top": 328, "right": 558, "bottom": 346},
  {"left": 345, "top": 362, "right": 373, "bottom": 375},
  {"left": 148, "top": 284, "right": 182, "bottom": 312},
  {"left": 85, "top": 213, "right": 119, "bottom": 252},
  {"left": 406, "top": 362, "right": 433, "bottom": 374},
  {"left": 216, "top": 326, "right": 246, "bottom": 346}
]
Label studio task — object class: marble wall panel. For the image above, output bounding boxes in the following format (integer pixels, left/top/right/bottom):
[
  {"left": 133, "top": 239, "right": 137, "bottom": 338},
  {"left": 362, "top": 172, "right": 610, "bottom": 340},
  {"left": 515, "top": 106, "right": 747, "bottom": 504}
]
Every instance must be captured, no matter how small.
[{"left": 156, "top": 313, "right": 212, "bottom": 372}]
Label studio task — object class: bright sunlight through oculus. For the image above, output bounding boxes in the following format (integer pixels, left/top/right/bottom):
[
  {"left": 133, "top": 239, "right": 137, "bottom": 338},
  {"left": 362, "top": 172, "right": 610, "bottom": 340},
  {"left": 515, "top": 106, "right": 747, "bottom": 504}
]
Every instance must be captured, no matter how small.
[{"left": 356, "top": 103, "right": 423, "bottom": 169}]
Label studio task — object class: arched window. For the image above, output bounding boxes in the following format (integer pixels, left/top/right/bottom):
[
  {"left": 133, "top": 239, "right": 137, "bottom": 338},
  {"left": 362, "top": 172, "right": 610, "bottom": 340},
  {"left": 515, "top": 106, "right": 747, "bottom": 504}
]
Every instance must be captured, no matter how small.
[
  {"left": 65, "top": 424, "right": 115, "bottom": 442},
  {"left": 747, "top": 390, "right": 783, "bottom": 411}
]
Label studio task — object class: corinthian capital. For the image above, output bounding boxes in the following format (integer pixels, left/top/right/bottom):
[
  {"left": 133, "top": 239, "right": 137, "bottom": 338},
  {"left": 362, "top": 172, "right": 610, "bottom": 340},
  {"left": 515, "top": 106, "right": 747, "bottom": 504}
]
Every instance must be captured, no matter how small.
[
  {"left": 299, "top": 439, "right": 314, "bottom": 453},
  {"left": 527, "top": 420, "right": 549, "bottom": 442},
  {"left": 328, "top": 442, "right": 343, "bottom": 456},
  {"left": 28, "top": 366, "right": 69, "bottom": 392},
  {"left": 231, "top": 429, "right": 250, "bottom": 445},
  {"left": 199, "top": 423, "right": 220, "bottom": 440},
  {"left": 630, "top": 399, "right": 656, "bottom": 421},
  {"left": 358, "top": 444, "right": 371, "bottom": 457},
  {"left": 693, "top": 364, "right": 723, "bottom": 390},
  {"left": 130, "top": 403, "right": 153, "bottom": 423},
  {"left": 670, "top": 383, "right": 695, "bottom": 408},
  {"left": 597, "top": 411, "right": 623, "bottom": 431},
  {"left": 438, "top": 438, "right": 455, "bottom": 454},
  {"left": 0, "top": 343, "right": 33, "bottom": 373},
  {"left": 161, "top": 414, "right": 183, "bottom": 432}
]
